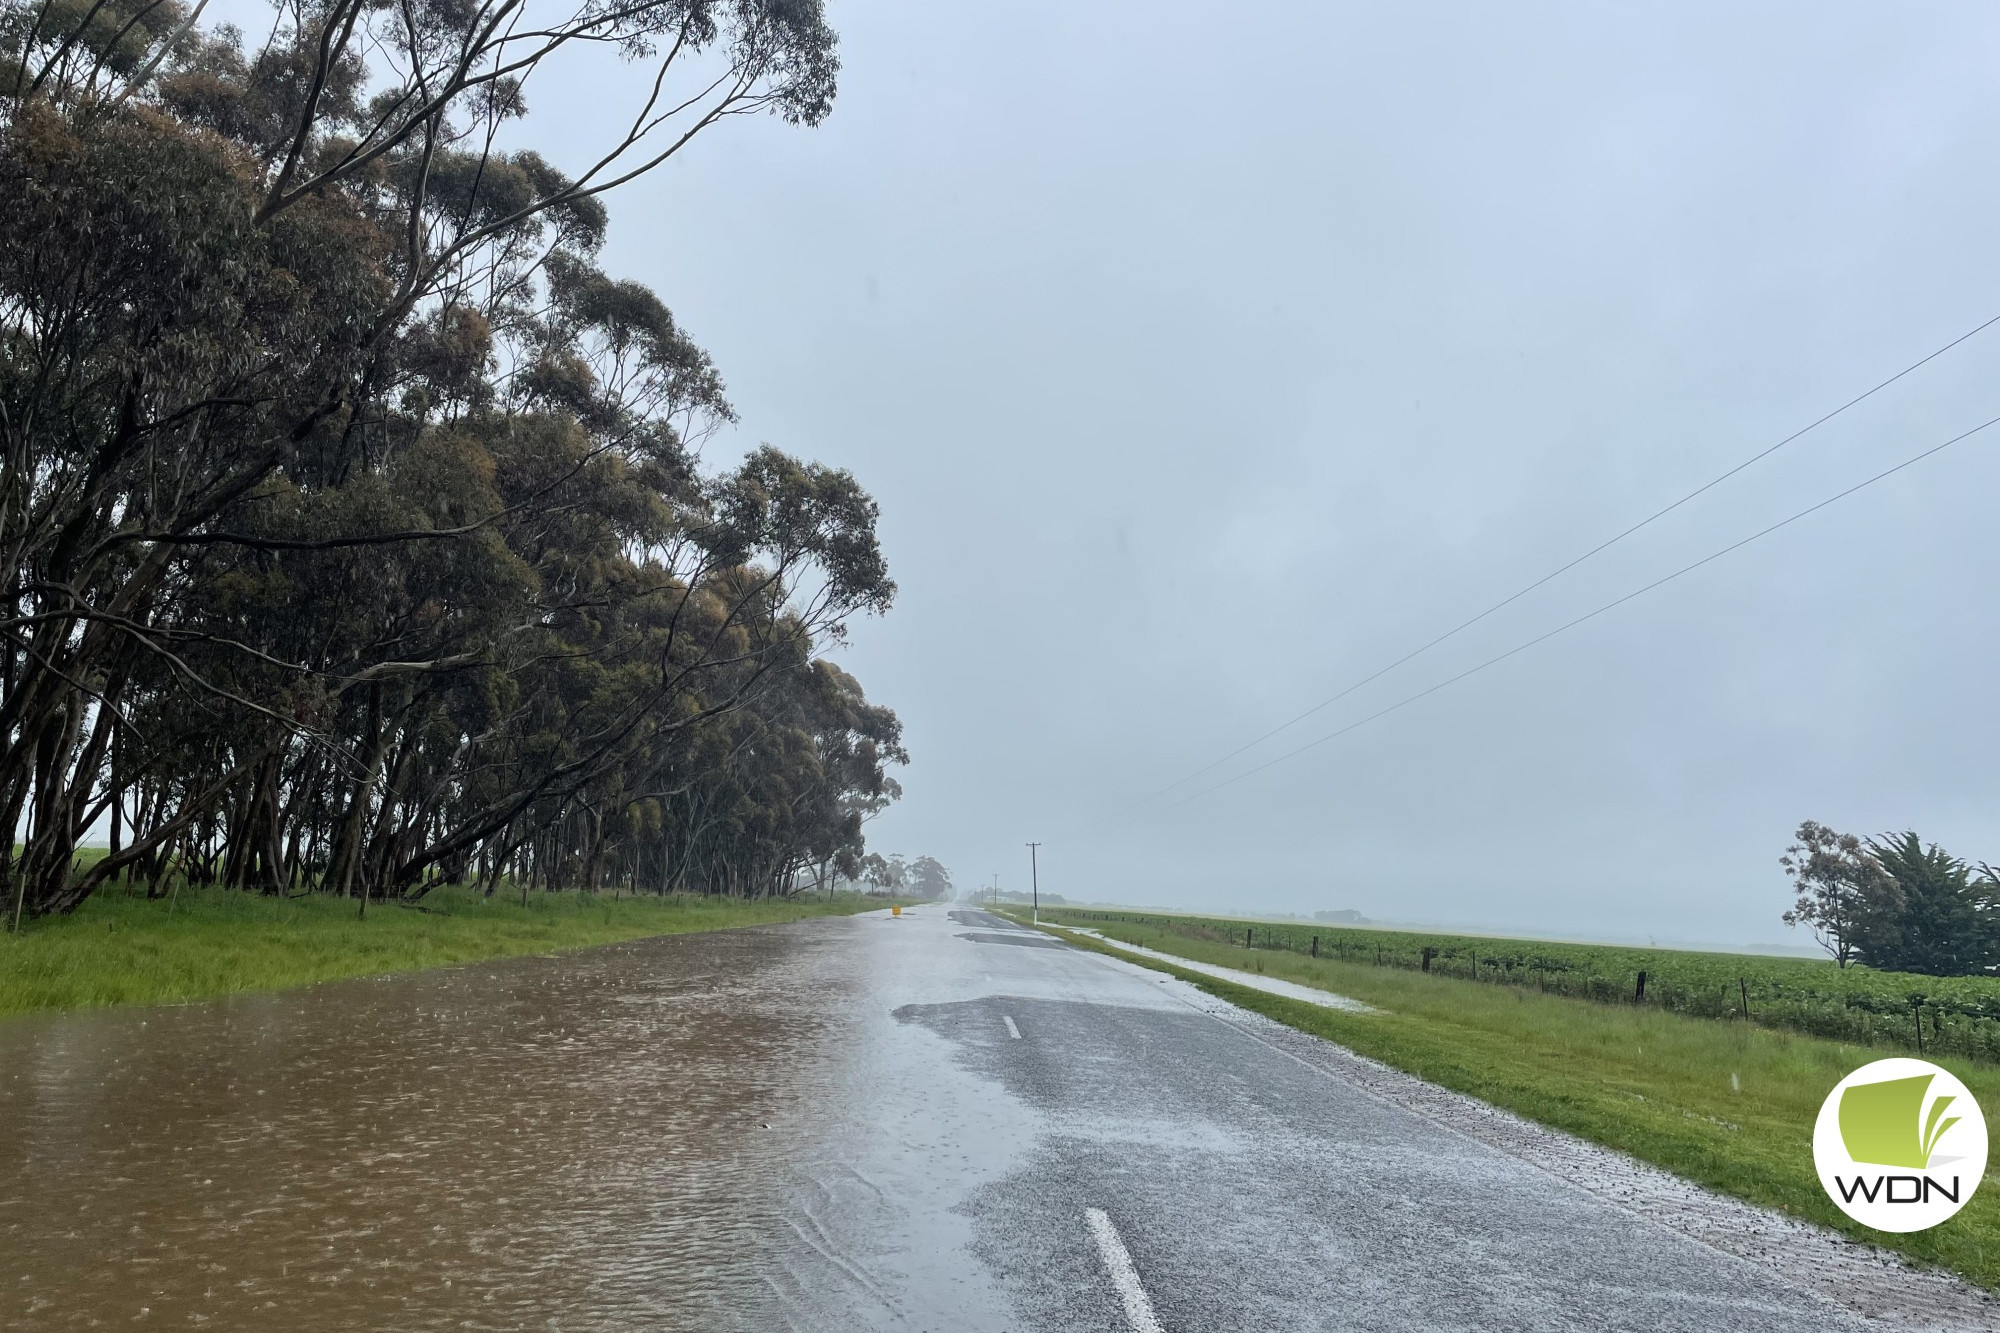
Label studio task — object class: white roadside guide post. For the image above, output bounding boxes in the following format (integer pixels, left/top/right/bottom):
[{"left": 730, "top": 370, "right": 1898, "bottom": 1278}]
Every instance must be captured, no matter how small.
[{"left": 1027, "top": 842, "right": 1041, "bottom": 924}]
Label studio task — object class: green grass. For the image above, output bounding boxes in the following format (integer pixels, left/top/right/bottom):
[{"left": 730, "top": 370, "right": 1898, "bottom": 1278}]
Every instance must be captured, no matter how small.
[
  {"left": 0, "top": 885, "right": 891, "bottom": 1018},
  {"left": 1048, "top": 907, "right": 2000, "bottom": 1061},
  {"left": 1016, "top": 908, "right": 2000, "bottom": 1290}
]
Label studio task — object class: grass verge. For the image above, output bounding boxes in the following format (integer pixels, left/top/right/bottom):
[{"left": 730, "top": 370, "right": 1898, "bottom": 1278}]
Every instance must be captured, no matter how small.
[
  {"left": 1043, "top": 906, "right": 2000, "bottom": 1061},
  {"left": 1010, "top": 909, "right": 2000, "bottom": 1290},
  {"left": 0, "top": 886, "right": 888, "bottom": 1019}
]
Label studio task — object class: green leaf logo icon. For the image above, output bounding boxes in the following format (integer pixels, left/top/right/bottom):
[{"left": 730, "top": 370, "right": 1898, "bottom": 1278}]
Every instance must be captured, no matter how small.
[
  {"left": 1817, "top": 1058, "right": 1987, "bottom": 1231},
  {"left": 1838, "top": 1074, "right": 1961, "bottom": 1169}
]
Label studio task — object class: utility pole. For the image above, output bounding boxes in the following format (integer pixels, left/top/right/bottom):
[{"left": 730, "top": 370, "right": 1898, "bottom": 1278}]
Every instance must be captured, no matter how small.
[
  {"left": 1026, "top": 842, "right": 1042, "bottom": 924},
  {"left": 990, "top": 873, "right": 999, "bottom": 908}
]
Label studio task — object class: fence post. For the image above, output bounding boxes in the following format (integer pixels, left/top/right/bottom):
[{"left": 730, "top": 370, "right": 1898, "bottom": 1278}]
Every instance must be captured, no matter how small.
[
  {"left": 1311, "top": 935, "right": 1319, "bottom": 958},
  {"left": 1738, "top": 978, "right": 1751, "bottom": 1022},
  {"left": 1635, "top": 971, "right": 1647, "bottom": 1004},
  {"left": 1246, "top": 927, "right": 1253, "bottom": 948},
  {"left": 1913, "top": 1001, "right": 1926, "bottom": 1056},
  {"left": 1421, "top": 946, "right": 1436, "bottom": 973}
]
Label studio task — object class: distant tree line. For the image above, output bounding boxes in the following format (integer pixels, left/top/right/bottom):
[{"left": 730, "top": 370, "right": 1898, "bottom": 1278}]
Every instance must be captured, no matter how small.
[
  {"left": 0, "top": 0, "right": 908, "bottom": 921},
  {"left": 851, "top": 853, "right": 951, "bottom": 900},
  {"left": 987, "top": 889, "right": 1064, "bottom": 906},
  {"left": 1782, "top": 821, "right": 2000, "bottom": 976}
]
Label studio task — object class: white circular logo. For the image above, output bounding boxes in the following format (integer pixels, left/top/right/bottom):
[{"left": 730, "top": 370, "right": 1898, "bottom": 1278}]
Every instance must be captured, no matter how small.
[{"left": 1814, "top": 1057, "right": 1986, "bottom": 1233}]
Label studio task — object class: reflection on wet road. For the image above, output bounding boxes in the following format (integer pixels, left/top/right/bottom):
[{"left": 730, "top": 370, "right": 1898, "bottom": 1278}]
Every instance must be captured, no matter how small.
[{"left": 1, "top": 905, "right": 1984, "bottom": 1329}]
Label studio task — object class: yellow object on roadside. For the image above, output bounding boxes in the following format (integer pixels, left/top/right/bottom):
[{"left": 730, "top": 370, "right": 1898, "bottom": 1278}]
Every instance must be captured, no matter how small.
[{"left": 891, "top": 905, "right": 902, "bottom": 917}]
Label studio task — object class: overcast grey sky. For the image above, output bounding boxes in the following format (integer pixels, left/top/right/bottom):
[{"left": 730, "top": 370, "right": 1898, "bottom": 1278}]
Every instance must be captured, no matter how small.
[{"left": 530, "top": 2, "right": 2000, "bottom": 946}]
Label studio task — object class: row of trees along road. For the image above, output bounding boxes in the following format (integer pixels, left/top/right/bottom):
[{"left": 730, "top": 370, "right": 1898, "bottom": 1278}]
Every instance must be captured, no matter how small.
[
  {"left": 0, "top": 0, "right": 911, "bottom": 920},
  {"left": 857, "top": 853, "right": 951, "bottom": 900},
  {"left": 1782, "top": 821, "right": 2000, "bottom": 976}
]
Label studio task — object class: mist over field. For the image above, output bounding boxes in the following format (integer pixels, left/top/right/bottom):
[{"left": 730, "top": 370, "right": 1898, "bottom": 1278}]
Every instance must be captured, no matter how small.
[{"left": 542, "top": 2, "right": 2000, "bottom": 946}]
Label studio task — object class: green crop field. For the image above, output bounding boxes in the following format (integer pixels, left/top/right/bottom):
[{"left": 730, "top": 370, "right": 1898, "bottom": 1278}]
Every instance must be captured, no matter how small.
[
  {"left": 1020, "top": 906, "right": 2000, "bottom": 1287},
  {"left": 1044, "top": 907, "right": 2000, "bottom": 1063}
]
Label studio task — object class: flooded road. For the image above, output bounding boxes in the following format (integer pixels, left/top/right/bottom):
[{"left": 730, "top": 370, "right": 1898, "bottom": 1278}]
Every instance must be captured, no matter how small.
[
  {"left": 4, "top": 905, "right": 1995, "bottom": 1331},
  {"left": 2, "top": 909, "right": 1031, "bottom": 1331}
]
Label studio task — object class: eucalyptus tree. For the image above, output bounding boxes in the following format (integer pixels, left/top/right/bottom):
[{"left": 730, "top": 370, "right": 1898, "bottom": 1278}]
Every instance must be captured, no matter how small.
[
  {"left": 0, "top": 0, "right": 902, "bottom": 919},
  {"left": 1780, "top": 819, "right": 1882, "bottom": 968},
  {"left": 634, "top": 657, "right": 906, "bottom": 898}
]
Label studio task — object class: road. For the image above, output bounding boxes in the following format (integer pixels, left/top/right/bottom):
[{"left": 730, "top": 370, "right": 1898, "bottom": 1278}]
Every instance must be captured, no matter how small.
[{"left": 3, "top": 903, "right": 1992, "bottom": 1331}]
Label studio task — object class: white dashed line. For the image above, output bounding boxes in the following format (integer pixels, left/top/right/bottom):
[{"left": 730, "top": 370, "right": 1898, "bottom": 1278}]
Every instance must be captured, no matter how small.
[
  {"left": 1084, "top": 1207, "right": 1164, "bottom": 1333},
  {"left": 1003, "top": 1015, "right": 1021, "bottom": 1040}
]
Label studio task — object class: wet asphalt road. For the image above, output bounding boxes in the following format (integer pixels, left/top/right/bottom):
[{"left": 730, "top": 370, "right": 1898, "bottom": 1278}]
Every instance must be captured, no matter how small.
[
  {"left": 864, "top": 907, "right": 1884, "bottom": 1333},
  {"left": 1, "top": 902, "right": 1950, "bottom": 1331}
]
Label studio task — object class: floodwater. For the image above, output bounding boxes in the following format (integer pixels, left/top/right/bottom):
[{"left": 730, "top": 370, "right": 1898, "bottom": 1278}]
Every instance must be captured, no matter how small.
[
  {"left": 0, "top": 914, "right": 1025, "bottom": 1331},
  {"left": 14, "top": 906, "right": 1991, "bottom": 1333}
]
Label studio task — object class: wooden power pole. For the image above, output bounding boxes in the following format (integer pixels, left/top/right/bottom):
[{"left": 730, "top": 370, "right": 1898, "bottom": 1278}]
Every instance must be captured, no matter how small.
[{"left": 1026, "top": 842, "right": 1042, "bottom": 923}]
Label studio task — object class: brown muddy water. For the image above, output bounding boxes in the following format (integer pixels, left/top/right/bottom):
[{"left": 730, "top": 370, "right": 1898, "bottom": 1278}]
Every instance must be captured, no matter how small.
[{"left": 0, "top": 917, "right": 984, "bottom": 1332}]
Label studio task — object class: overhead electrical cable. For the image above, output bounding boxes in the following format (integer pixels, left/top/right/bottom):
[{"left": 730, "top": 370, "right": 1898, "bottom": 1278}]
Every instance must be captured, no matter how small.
[
  {"left": 1070, "top": 310, "right": 2000, "bottom": 836},
  {"left": 1111, "top": 412, "right": 2000, "bottom": 819}
]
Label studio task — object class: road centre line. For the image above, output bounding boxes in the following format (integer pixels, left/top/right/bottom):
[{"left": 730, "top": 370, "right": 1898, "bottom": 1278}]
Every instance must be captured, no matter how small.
[
  {"left": 1003, "top": 1015, "right": 1021, "bottom": 1040},
  {"left": 1084, "top": 1207, "right": 1165, "bottom": 1333}
]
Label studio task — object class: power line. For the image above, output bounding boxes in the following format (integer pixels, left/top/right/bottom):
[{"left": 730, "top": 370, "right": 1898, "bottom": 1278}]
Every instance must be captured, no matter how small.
[
  {"left": 1071, "top": 310, "right": 2000, "bottom": 835},
  {"left": 1112, "top": 410, "right": 2000, "bottom": 825}
]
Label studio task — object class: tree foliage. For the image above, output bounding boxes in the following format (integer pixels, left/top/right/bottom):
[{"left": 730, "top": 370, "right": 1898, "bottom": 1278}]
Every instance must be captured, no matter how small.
[
  {"left": 852, "top": 851, "right": 950, "bottom": 900},
  {"left": 1851, "top": 832, "right": 2000, "bottom": 978},
  {"left": 1781, "top": 821, "right": 2000, "bottom": 978},
  {"left": 1780, "top": 819, "right": 1882, "bottom": 967},
  {"left": 904, "top": 854, "right": 951, "bottom": 899},
  {"left": 1, "top": 0, "right": 904, "bottom": 919}
]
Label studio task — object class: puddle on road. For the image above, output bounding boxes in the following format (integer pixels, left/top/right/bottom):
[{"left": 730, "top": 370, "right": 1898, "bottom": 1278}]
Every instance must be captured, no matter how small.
[
  {"left": 946, "top": 910, "right": 1033, "bottom": 932},
  {"left": 0, "top": 923, "right": 891, "bottom": 1331},
  {"left": 956, "top": 932, "right": 1070, "bottom": 949},
  {"left": 1059, "top": 928, "right": 1377, "bottom": 1013}
]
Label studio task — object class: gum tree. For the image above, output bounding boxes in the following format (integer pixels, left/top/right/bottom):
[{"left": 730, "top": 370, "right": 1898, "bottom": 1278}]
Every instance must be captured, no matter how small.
[{"left": 1, "top": 0, "right": 904, "bottom": 919}]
